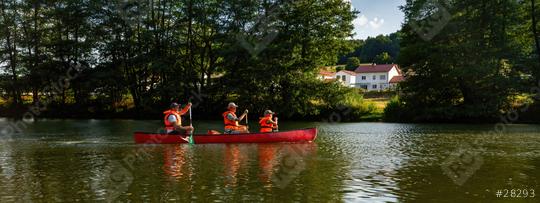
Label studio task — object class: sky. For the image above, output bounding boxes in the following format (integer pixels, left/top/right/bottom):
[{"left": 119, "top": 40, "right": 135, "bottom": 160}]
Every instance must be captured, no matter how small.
[{"left": 349, "top": 0, "right": 406, "bottom": 39}]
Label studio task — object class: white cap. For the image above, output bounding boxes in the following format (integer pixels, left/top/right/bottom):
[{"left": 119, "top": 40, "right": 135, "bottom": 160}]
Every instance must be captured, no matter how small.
[{"left": 228, "top": 102, "right": 238, "bottom": 108}]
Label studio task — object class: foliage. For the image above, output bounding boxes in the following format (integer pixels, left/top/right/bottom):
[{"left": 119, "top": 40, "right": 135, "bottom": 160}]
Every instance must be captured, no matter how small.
[
  {"left": 345, "top": 57, "right": 360, "bottom": 70},
  {"left": 0, "top": 0, "right": 363, "bottom": 120},
  {"left": 338, "top": 32, "right": 401, "bottom": 64},
  {"left": 387, "top": 0, "right": 537, "bottom": 122},
  {"left": 374, "top": 52, "right": 393, "bottom": 64},
  {"left": 383, "top": 96, "right": 407, "bottom": 122},
  {"left": 335, "top": 65, "right": 345, "bottom": 72}
]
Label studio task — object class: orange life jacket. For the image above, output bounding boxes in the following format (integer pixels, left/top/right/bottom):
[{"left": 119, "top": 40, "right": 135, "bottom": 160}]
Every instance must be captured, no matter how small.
[
  {"left": 164, "top": 110, "right": 182, "bottom": 131},
  {"left": 223, "top": 111, "right": 239, "bottom": 130},
  {"left": 259, "top": 115, "right": 274, "bottom": 133}
]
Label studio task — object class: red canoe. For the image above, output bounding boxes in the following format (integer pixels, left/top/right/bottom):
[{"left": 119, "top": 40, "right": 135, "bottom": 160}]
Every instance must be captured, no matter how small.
[{"left": 134, "top": 128, "right": 317, "bottom": 144}]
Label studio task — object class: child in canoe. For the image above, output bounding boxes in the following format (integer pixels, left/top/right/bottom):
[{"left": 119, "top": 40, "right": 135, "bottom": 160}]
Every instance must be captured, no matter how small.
[{"left": 259, "top": 110, "right": 278, "bottom": 133}]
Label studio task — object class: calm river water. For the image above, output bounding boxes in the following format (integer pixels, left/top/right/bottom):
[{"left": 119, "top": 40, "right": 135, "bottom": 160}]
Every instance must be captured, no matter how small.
[{"left": 0, "top": 119, "right": 539, "bottom": 202}]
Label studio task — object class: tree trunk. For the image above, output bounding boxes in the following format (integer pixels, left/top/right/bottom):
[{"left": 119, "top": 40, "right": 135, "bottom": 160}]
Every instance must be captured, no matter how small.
[
  {"left": 5, "top": 28, "right": 21, "bottom": 106},
  {"left": 532, "top": 0, "right": 540, "bottom": 66}
]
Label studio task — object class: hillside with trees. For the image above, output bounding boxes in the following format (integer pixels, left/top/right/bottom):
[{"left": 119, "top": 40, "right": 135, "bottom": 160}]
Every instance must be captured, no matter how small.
[{"left": 338, "top": 32, "right": 401, "bottom": 70}]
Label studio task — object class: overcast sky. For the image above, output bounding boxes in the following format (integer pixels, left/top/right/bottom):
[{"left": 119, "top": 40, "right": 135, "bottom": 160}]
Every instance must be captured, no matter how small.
[{"left": 349, "top": 0, "right": 406, "bottom": 39}]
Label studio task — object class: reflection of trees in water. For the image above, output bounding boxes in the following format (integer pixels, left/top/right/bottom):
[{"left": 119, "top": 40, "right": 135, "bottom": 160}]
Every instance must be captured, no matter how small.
[
  {"left": 392, "top": 128, "right": 540, "bottom": 202},
  {"left": 175, "top": 142, "right": 347, "bottom": 202},
  {"left": 0, "top": 142, "right": 131, "bottom": 202},
  {"left": 0, "top": 139, "right": 346, "bottom": 202}
]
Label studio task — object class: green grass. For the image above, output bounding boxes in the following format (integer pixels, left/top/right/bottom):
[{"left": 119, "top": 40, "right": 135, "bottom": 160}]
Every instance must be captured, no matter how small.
[{"left": 365, "top": 98, "right": 390, "bottom": 113}]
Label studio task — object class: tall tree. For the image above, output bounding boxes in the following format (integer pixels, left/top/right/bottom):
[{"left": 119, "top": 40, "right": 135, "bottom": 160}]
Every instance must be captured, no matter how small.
[
  {"left": 346, "top": 57, "right": 360, "bottom": 70},
  {"left": 397, "top": 0, "right": 523, "bottom": 121}
]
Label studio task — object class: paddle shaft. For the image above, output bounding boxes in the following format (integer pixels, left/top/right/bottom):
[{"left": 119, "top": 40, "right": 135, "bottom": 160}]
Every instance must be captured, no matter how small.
[
  {"left": 189, "top": 106, "right": 192, "bottom": 127},
  {"left": 188, "top": 105, "right": 194, "bottom": 144},
  {"left": 275, "top": 117, "right": 279, "bottom": 132}
]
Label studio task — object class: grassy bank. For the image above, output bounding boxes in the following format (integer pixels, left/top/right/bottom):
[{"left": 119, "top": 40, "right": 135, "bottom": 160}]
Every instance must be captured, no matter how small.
[{"left": 361, "top": 98, "right": 390, "bottom": 121}]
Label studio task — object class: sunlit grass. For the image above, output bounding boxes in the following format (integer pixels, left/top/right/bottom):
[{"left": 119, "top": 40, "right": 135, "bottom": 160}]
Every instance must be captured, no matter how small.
[{"left": 365, "top": 98, "right": 390, "bottom": 113}]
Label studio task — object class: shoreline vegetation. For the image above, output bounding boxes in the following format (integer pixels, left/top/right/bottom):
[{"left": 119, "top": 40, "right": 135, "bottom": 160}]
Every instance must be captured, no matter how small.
[
  {"left": 2, "top": 90, "right": 539, "bottom": 124},
  {"left": 1, "top": 0, "right": 539, "bottom": 123},
  {"left": 0, "top": 90, "right": 390, "bottom": 122}
]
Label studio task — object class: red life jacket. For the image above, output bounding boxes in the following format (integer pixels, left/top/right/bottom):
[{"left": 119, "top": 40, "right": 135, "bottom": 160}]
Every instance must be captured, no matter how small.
[
  {"left": 259, "top": 115, "right": 274, "bottom": 133},
  {"left": 223, "top": 111, "right": 239, "bottom": 129},
  {"left": 164, "top": 110, "right": 182, "bottom": 131}
]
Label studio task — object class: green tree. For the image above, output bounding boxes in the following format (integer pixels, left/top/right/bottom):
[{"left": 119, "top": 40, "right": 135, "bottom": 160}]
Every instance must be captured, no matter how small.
[
  {"left": 338, "top": 32, "right": 401, "bottom": 64},
  {"left": 392, "top": 0, "right": 525, "bottom": 122},
  {"left": 0, "top": 0, "right": 22, "bottom": 107},
  {"left": 0, "top": 0, "right": 363, "bottom": 120},
  {"left": 374, "top": 52, "right": 392, "bottom": 64},
  {"left": 345, "top": 57, "right": 360, "bottom": 70}
]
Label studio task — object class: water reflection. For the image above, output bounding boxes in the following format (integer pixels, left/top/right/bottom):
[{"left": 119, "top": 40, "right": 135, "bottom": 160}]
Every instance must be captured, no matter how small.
[
  {"left": 1, "top": 120, "right": 539, "bottom": 202},
  {"left": 257, "top": 144, "right": 277, "bottom": 184},
  {"left": 162, "top": 145, "right": 192, "bottom": 180}
]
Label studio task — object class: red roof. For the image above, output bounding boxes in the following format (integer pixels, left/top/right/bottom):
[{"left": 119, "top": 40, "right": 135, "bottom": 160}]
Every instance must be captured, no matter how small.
[
  {"left": 319, "top": 70, "right": 335, "bottom": 76},
  {"left": 337, "top": 70, "right": 357, "bottom": 76},
  {"left": 355, "top": 64, "right": 398, "bottom": 73},
  {"left": 389, "top": 76, "right": 405, "bottom": 83}
]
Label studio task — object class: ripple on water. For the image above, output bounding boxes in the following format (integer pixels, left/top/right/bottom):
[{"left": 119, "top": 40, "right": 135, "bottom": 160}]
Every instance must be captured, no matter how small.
[{"left": 1, "top": 122, "right": 540, "bottom": 202}]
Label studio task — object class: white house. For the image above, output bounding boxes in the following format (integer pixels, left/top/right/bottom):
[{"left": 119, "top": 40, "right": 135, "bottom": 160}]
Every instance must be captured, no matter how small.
[
  {"left": 335, "top": 70, "right": 357, "bottom": 87},
  {"left": 317, "top": 64, "right": 404, "bottom": 91},
  {"left": 354, "top": 64, "right": 403, "bottom": 91}
]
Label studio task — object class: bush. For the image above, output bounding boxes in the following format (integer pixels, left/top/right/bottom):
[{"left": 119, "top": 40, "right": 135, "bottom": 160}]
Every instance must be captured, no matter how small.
[{"left": 383, "top": 96, "right": 410, "bottom": 122}]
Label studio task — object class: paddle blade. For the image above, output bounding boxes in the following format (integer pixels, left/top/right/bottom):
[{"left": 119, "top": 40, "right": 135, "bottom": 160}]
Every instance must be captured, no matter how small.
[{"left": 188, "top": 134, "right": 194, "bottom": 145}]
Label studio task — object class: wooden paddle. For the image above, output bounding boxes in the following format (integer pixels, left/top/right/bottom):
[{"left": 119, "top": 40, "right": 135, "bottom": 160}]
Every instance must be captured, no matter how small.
[
  {"left": 274, "top": 117, "right": 279, "bottom": 132},
  {"left": 243, "top": 109, "right": 249, "bottom": 131},
  {"left": 188, "top": 105, "right": 194, "bottom": 145}
]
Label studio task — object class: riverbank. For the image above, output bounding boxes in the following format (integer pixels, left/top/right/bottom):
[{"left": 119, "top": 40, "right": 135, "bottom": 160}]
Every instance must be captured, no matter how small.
[
  {"left": 2, "top": 96, "right": 540, "bottom": 124},
  {"left": 0, "top": 97, "right": 388, "bottom": 122}
]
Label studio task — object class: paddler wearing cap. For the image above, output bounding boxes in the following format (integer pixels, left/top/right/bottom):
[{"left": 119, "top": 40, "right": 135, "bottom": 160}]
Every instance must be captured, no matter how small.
[
  {"left": 222, "top": 102, "right": 249, "bottom": 134},
  {"left": 259, "top": 110, "right": 278, "bottom": 133},
  {"left": 163, "top": 102, "right": 194, "bottom": 134}
]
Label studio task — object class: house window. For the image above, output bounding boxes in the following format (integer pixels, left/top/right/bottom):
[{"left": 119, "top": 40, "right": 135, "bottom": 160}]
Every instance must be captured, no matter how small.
[
  {"left": 342, "top": 75, "right": 346, "bottom": 81},
  {"left": 372, "top": 75, "right": 376, "bottom": 80},
  {"left": 380, "top": 75, "right": 386, "bottom": 80},
  {"left": 372, "top": 84, "right": 377, "bottom": 89},
  {"left": 361, "top": 76, "right": 366, "bottom": 80}
]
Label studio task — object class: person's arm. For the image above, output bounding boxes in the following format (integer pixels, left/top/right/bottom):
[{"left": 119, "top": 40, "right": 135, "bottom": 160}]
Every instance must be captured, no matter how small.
[
  {"left": 238, "top": 110, "right": 248, "bottom": 121},
  {"left": 178, "top": 102, "right": 192, "bottom": 115},
  {"left": 266, "top": 119, "right": 277, "bottom": 125}
]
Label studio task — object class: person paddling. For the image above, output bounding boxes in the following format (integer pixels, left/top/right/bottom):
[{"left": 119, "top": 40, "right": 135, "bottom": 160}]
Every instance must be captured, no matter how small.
[
  {"left": 259, "top": 110, "right": 278, "bottom": 133},
  {"left": 222, "top": 102, "right": 249, "bottom": 134},
  {"left": 164, "top": 102, "right": 194, "bottom": 135}
]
